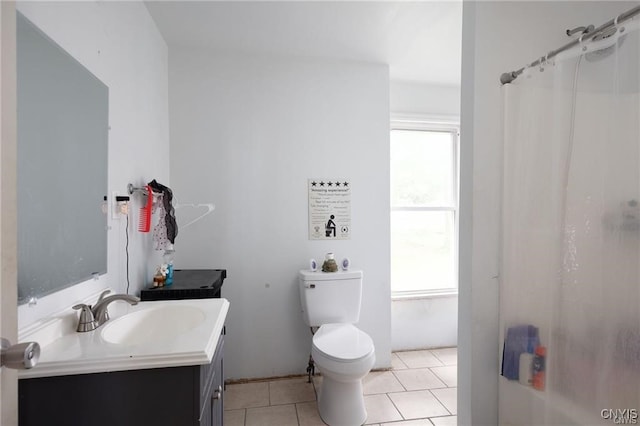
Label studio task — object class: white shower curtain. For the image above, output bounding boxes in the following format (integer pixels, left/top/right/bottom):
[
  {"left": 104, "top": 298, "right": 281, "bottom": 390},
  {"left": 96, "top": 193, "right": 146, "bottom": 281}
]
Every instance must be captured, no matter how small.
[{"left": 500, "top": 18, "right": 640, "bottom": 425}]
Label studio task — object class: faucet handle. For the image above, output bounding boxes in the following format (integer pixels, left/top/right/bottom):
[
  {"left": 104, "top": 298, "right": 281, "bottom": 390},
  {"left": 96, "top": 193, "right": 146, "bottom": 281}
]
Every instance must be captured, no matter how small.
[
  {"left": 96, "top": 289, "right": 111, "bottom": 305},
  {"left": 73, "top": 304, "right": 97, "bottom": 333}
]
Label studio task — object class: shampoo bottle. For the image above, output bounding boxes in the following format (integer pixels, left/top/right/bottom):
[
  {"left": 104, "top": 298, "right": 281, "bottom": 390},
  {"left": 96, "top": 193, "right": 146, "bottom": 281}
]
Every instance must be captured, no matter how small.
[{"left": 518, "top": 351, "right": 534, "bottom": 386}]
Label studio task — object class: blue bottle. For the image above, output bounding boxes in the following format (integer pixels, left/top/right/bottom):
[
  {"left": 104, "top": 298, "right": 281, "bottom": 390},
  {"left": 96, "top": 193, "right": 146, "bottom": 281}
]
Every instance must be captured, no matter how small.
[{"left": 163, "top": 249, "right": 174, "bottom": 286}]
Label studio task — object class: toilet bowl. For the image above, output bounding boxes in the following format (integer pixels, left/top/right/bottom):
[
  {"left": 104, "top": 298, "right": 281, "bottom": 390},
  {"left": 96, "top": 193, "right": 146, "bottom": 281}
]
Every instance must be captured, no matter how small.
[
  {"left": 312, "top": 323, "right": 375, "bottom": 426},
  {"left": 298, "top": 269, "right": 375, "bottom": 425}
]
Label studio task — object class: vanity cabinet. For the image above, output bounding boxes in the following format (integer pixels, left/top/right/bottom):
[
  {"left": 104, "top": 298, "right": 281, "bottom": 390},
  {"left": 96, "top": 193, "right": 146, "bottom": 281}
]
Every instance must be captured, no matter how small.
[{"left": 18, "top": 329, "right": 225, "bottom": 426}]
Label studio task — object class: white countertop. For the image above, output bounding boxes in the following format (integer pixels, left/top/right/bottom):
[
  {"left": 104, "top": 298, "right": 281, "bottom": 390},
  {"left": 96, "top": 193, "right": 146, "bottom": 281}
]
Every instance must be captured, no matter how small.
[{"left": 18, "top": 298, "right": 229, "bottom": 379}]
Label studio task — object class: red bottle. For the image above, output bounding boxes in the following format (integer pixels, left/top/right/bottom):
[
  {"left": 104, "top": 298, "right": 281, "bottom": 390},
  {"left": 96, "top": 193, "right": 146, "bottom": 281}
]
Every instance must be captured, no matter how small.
[{"left": 532, "top": 346, "right": 546, "bottom": 390}]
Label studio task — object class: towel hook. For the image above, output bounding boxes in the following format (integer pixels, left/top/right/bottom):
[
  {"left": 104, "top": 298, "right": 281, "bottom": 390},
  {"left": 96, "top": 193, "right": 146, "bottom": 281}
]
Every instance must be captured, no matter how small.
[{"left": 128, "top": 183, "right": 146, "bottom": 195}]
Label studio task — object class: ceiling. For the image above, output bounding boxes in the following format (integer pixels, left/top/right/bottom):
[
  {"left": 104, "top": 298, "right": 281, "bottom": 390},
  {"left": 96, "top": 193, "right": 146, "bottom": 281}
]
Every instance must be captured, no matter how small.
[{"left": 145, "top": 1, "right": 462, "bottom": 86}]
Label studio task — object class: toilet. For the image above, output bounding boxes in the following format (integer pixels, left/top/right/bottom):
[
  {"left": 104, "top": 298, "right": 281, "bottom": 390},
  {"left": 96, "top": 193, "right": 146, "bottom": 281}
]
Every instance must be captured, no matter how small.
[{"left": 299, "top": 269, "right": 375, "bottom": 426}]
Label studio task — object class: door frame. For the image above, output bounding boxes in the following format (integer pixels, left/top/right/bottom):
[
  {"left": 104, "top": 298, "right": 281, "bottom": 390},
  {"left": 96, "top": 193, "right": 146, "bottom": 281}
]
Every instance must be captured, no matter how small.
[{"left": 1, "top": 1, "right": 19, "bottom": 425}]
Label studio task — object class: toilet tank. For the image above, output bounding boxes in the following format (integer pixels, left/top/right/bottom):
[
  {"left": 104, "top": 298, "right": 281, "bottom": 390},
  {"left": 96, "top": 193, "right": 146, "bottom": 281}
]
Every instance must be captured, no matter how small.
[{"left": 299, "top": 270, "right": 363, "bottom": 327}]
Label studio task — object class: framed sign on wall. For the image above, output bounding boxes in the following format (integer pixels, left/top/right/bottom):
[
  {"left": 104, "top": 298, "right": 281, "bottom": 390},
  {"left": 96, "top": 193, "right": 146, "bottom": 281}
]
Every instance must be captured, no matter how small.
[{"left": 308, "top": 179, "right": 351, "bottom": 240}]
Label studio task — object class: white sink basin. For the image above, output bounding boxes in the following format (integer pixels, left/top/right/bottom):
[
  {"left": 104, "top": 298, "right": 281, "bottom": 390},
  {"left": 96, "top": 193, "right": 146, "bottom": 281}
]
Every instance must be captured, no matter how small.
[
  {"left": 19, "top": 297, "right": 229, "bottom": 379},
  {"left": 101, "top": 304, "right": 206, "bottom": 346}
]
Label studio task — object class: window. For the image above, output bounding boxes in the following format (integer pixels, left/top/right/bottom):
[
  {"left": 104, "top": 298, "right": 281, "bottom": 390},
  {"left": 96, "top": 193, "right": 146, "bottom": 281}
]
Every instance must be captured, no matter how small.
[{"left": 390, "top": 120, "right": 459, "bottom": 297}]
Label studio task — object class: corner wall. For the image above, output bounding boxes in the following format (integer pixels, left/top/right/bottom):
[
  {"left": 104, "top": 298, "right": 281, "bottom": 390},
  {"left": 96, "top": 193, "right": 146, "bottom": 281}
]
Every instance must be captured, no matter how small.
[
  {"left": 1, "top": 2, "right": 19, "bottom": 424},
  {"left": 169, "top": 51, "right": 391, "bottom": 380},
  {"left": 16, "top": 1, "right": 169, "bottom": 326}
]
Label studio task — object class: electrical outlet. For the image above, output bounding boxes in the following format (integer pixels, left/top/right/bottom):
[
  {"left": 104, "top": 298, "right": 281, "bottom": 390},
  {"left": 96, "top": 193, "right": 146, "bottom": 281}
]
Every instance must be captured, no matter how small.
[{"left": 111, "top": 192, "right": 130, "bottom": 219}]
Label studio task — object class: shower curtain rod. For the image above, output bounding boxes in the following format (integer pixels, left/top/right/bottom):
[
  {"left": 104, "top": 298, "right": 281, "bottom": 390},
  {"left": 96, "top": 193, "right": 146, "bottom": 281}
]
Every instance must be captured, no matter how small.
[{"left": 499, "top": 4, "right": 640, "bottom": 85}]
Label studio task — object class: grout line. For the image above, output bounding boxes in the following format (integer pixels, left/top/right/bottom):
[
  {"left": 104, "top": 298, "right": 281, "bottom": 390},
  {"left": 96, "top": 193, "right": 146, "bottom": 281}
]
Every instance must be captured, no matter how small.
[
  {"left": 390, "top": 370, "right": 408, "bottom": 392},
  {"left": 428, "top": 367, "right": 451, "bottom": 388},
  {"left": 392, "top": 353, "right": 411, "bottom": 370},
  {"left": 392, "top": 353, "right": 410, "bottom": 370},
  {"left": 430, "top": 349, "right": 447, "bottom": 365},
  {"left": 385, "top": 392, "right": 406, "bottom": 421},
  {"left": 428, "top": 389, "right": 453, "bottom": 416},
  {"left": 294, "top": 402, "right": 301, "bottom": 426}
]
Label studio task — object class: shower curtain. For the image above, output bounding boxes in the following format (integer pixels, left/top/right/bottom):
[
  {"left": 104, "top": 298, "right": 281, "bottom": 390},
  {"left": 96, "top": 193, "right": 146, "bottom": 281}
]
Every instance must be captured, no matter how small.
[{"left": 500, "top": 18, "right": 640, "bottom": 425}]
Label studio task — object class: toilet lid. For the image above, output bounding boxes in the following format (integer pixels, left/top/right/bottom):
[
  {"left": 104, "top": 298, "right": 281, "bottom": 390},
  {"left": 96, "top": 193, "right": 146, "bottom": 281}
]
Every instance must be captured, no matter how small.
[{"left": 313, "top": 323, "right": 374, "bottom": 362}]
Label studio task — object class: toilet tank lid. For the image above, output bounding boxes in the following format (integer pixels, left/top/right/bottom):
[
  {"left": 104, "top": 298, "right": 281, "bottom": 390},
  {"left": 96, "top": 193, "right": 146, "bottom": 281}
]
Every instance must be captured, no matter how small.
[{"left": 299, "top": 270, "right": 362, "bottom": 281}]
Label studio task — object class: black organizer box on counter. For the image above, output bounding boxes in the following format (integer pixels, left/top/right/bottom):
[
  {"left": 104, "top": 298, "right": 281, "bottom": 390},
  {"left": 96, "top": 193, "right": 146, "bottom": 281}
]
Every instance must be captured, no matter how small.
[{"left": 141, "top": 269, "right": 226, "bottom": 301}]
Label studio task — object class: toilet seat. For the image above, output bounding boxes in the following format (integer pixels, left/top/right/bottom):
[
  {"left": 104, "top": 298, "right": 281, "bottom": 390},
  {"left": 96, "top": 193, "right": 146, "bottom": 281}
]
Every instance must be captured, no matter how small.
[{"left": 313, "top": 323, "right": 374, "bottom": 362}]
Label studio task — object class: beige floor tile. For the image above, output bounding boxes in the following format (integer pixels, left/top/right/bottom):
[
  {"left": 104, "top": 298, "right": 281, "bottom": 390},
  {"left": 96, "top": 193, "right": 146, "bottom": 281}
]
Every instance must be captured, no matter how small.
[
  {"left": 223, "top": 409, "right": 245, "bottom": 426},
  {"left": 431, "top": 387, "right": 457, "bottom": 415},
  {"left": 227, "top": 350, "right": 459, "bottom": 426},
  {"left": 380, "top": 420, "right": 433, "bottom": 425},
  {"left": 270, "top": 377, "right": 317, "bottom": 405},
  {"left": 388, "top": 390, "right": 449, "bottom": 419},
  {"left": 246, "top": 404, "right": 299, "bottom": 426},
  {"left": 363, "top": 371, "right": 406, "bottom": 394},
  {"left": 393, "top": 368, "right": 446, "bottom": 390},
  {"left": 225, "top": 382, "right": 270, "bottom": 410},
  {"left": 430, "top": 348, "right": 457, "bottom": 366},
  {"left": 395, "top": 350, "right": 444, "bottom": 368},
  {"left": 430, "top": 366, "right": 457, "bottom": 387},
  {"left": 391, "top": 353, "right": 409, "bottom": 370},
  {"left": 429, "top": 415, "right": 458, "bottom": 426},
  {"left": 296, "top": 401, "right": 327, "bottom": 426},
  {"left": 364, "top": 394, "right": 403, "bottom": 424}
]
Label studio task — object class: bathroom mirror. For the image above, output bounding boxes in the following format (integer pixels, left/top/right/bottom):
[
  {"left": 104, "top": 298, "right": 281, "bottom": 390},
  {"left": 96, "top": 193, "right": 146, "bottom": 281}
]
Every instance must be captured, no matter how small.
[{"left": 16, "top": 12, "right": 109, "bottom": 304}]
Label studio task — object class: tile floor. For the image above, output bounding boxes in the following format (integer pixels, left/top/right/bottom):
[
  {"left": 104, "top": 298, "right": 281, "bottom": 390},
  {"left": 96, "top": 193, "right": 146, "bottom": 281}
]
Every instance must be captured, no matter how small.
[{"left": 224, "top": 348, "right": 457, "bottom": 426}]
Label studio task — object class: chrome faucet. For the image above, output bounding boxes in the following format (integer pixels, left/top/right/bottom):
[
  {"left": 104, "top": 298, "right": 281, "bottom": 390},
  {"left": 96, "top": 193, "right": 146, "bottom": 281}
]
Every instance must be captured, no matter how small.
[
  {"left": 92, "top": 290, "right": 140, "bottom": 326},
  {"left": 72, "top": 290, "right": 140, "bottom": 332}
]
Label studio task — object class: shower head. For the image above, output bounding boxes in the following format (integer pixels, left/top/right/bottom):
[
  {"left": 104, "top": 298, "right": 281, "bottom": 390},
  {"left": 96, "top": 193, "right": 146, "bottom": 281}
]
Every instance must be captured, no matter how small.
[{"left": 585, "top": 26, "right": 625, "bottom": 62}]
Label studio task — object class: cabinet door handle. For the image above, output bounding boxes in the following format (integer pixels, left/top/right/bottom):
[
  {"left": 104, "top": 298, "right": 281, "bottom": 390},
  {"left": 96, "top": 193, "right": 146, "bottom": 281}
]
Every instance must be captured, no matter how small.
[{"left": 212, "top": 385, "right": 222, "bottom": 400}]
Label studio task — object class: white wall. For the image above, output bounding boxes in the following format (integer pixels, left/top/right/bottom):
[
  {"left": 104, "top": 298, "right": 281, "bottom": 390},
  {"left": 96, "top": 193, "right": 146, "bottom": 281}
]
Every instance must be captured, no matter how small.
[
  {"left": 391, "top": 295, "right": 457, "bottom": 351},
  {"left": 169, "top": 50, "right": 391, "bottom": 380},
  {"left": 16, "top": 1, "right": 169, "bottom": 327},
  {"left": 389, "top": 80, "right": 460, "bottom": 351},
  {"left": 391, "top": 81, "right": 460, "bottom": 118},
  {"left": 458, "top": 2, "right": 635, "bottom": 424}
]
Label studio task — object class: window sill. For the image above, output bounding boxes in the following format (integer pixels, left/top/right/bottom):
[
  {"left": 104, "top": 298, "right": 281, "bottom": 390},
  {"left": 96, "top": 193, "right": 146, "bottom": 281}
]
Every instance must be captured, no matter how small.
[{"left": 391, "top": 290, "right": 458, "bottom": 301}]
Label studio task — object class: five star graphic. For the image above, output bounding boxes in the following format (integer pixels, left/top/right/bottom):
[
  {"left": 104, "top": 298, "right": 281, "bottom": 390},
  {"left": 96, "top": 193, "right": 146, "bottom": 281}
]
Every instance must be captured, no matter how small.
[{"left": 310, "top": 180, "right": 349, "bottom": 187}]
